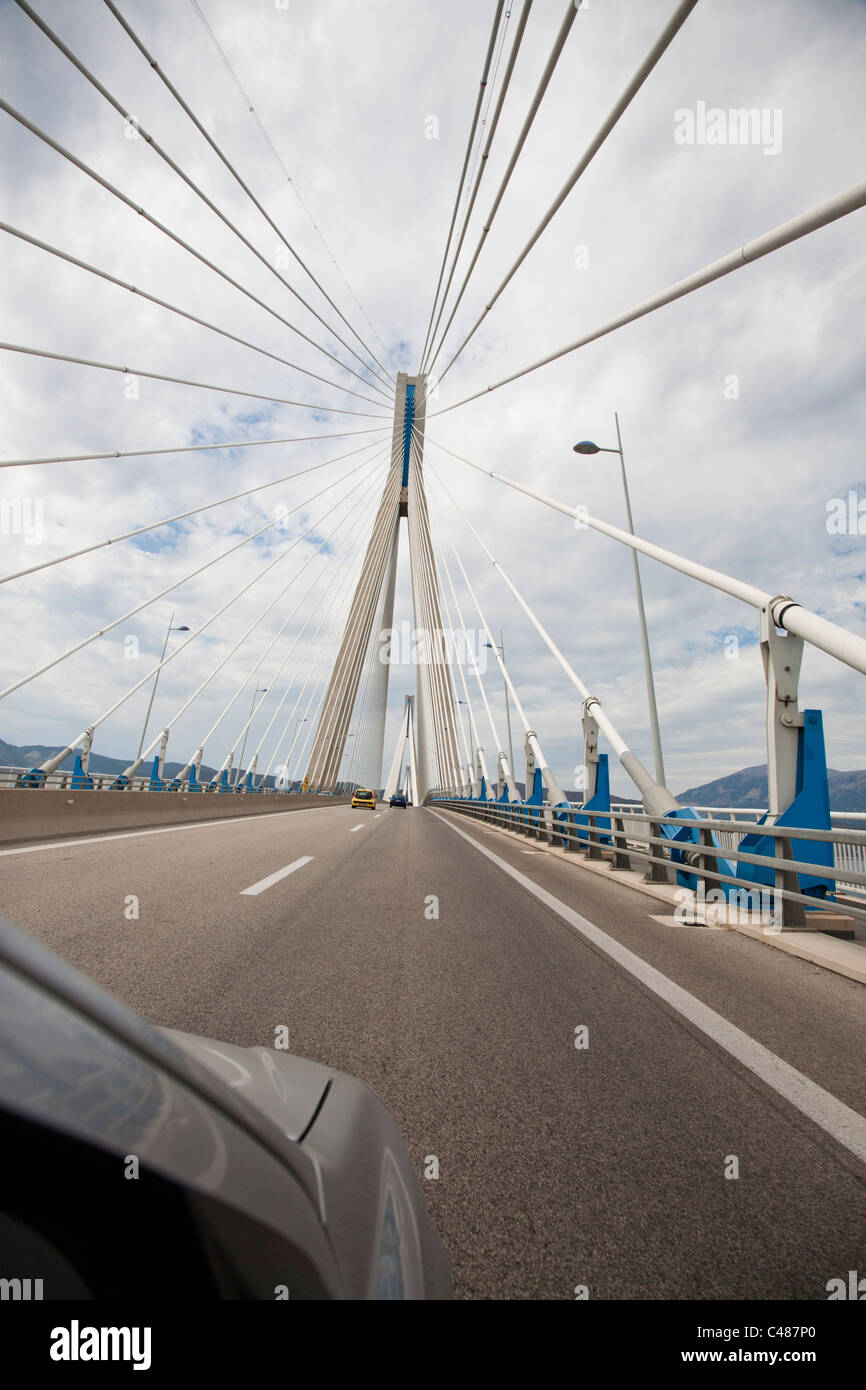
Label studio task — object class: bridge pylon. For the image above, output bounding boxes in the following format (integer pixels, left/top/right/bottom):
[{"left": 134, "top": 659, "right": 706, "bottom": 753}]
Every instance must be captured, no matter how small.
[{"left": 304, "top": 372, "right": 460, "bottom": 800}]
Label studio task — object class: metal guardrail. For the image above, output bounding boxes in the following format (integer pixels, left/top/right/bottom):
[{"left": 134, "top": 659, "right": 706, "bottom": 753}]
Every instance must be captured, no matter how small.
[
  {"left": 0, "top": 766, "right": 273, "bottom": 794},
  {"left": 0, "top": 766, "right": 362, "bottom": 796},
  {"left": 431, "top": 797, "right": 866, "bottom": 928},
  {"left": 609, "top": 801, "right": 866, "bottom": 899}
]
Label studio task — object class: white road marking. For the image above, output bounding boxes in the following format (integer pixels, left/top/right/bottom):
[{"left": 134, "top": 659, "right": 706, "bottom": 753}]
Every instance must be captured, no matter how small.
[
  {"left": 0, "top": 807, "right": 329, "bottom": 856},
  {"left": 350, "top": 823, "right": 365, "bottom": 832},
  {"left": 374, "top": 813, "right": 381, "bottom": 818},
  {"left": 431, "top": 810, "right": 866, "bottom": 1168},
  {"left": 240, "top": 856, "right": 314, "bottom": 896}
]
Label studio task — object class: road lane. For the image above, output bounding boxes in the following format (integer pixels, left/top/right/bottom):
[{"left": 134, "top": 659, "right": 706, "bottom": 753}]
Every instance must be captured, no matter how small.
[
  {"left": 1, "top": 801, "right": 864, "bottom": 1299},
  {"left": 0, "top": 802, "right": 389, "bottom": 1013},
  {"left": 434, "top": 810, "right": 866, "bottom": 1166},
  {"left": 432, "top": 808, "right": 866, "bottom": 1121}
]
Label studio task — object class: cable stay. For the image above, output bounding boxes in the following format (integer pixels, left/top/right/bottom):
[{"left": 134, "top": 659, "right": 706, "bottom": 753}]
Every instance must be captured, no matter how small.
[
  {"left": 0, "top": 95, "right": 391, "bottom": 402},
  {"left": 416, "top": 0, "right": 506, "bottom": 373},
  {"left": 264, "top": 494, "right": 399, "bottom": 790},
  {"left": 0, "top": 448, "right": 389, "bottom": 704},
  {"left": 429, "top": 460, "right": 577, "bottom": 807},
  {"left": 0, "top": 222, "right": 386, "bottom": 410},
  {"left": 406, "top": 430, "right": 463, "bottom": 791},
  {"left": 422, "top": 0, "right": 530, "bottom": 376},
  {"left": 0, "top": 425, "right": 390, "bottom": 471},
  {"left": 436, "top": 0, "right": 700, "bottom": 386},
  {"left": 435, "top": 517, "right": 508, "bottom": 798},
  {"left": 425, "top": 434, "right": 866, "bottom": 682},
  {"left": 429, "top": 176, "right": 866, "bottom": 415},
  {"left": 248, "top": 510, "right": 376, "bottom": 786},
  {"left": 185, "top": 0, "right": 397, "bottom": 382},
  {"left": 14, "top": 0, "right": 392, "bottom": 397},
  {"left": 434, "top": 534, "right": 486, "bottom": 796},
  {"left": 1, "top": 436, "right": 387, "bottom": 586},
  {"left": 0, "top": 342, "right": 391, "bottom": 420},
  {"left": 147, "top": 466, "right": 386, "bottom": 785},
  {"left": 31, "top": 453, "right": 389, "bottom": 782},
  {"left": 425, "top": 0, "right": 579, "bottom": 378}
]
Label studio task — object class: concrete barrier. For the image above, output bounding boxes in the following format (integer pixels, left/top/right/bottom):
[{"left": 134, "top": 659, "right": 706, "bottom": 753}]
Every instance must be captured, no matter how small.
[{"left": 0, "top": 789, "right": 353, "bottom": 847}]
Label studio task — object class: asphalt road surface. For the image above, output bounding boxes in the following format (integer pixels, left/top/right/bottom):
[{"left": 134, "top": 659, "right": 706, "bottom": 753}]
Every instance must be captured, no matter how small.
[{"left": 2, "top": 801, "right": 865, "bottom": 1300}]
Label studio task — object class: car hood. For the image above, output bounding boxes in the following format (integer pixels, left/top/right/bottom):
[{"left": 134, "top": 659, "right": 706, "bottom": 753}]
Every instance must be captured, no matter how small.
[{"left": 162, "top": 1029, "right": 334, "bottom": 1143}]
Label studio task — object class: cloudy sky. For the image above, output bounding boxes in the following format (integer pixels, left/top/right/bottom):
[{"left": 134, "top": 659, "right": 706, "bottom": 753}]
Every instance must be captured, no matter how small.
[{"left": 1, "top": 0, "right": 865, "bottom": 798}]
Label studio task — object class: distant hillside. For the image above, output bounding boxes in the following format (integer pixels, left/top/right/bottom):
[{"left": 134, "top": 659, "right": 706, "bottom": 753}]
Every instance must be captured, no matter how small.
[
  {"left": 0, "top": 737, "right": 268, "bottom": 786},
  {"left": 676, "top": 763, "right": 866, "bottom": 813},
  {"left": 559, "top": 762, "right": 866, "bottom": 812},
  {"left": 5, "top": 738, "right": 865, "bottom": 809}
]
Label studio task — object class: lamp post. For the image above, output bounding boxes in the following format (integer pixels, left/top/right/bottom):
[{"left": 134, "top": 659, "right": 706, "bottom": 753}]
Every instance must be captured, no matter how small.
[
  {"left": 235, "top": 684, "right": 268, "bottom": 786},
  {"left": 454, "top": 696, "right": 471, "bottom": 793},
  {"left": 485, "top": 630, "right": 515, "bottom": 775},
  {"left": 136, "top": 612, "right": 190, "bottom": 762},
  {"left": 573, "top": 413, "right": 666, "bottom": 786},
  {"left": 279, "top": 718, "right": 307, "bottom": 791}
]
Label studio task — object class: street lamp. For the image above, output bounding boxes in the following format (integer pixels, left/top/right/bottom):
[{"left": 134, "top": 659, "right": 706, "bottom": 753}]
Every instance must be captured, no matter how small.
[
  {"left": 280, "top": 718, "right": 307, "bottom": 791},
  {"left": 573, "top": 413, "right": 666, "bottom": 786},
  {"left": 136, "top": 612, "right": 190, "bottom": 762},
  {"left": 484, "top": 630, "right": 515, "bottom": 775},
  {"left": 235, "top": 683, "right": 268, "bottom": 786}
]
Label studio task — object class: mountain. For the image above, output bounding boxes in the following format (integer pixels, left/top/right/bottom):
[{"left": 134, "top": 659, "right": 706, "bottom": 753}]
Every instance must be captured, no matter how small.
[
  {"left": 559, "top": 762, "right": 866, "bottom": 812},
  {"left": 4, "top": 738, "right": 865, "bottom": 810},
  {"left": 675, "top": 763, "right": 866, "bottom": 813},
  {"left": 0, "top": 737, "right": 267, "bottom": 786}
]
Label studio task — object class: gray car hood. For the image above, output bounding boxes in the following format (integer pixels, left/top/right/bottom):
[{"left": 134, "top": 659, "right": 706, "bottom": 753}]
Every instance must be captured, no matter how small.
[{"left": 162, "top": 1029, "right": 334, "bottom": 1143}]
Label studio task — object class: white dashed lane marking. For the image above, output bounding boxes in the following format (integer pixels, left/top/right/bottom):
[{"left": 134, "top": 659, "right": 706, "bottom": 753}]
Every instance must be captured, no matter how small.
[{"left": 240, "top": 856, "right": 314, "bottom": 896}]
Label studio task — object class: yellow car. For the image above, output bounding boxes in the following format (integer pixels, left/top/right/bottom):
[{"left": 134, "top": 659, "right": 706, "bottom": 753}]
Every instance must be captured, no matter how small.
[{"left": 351, "top": 788, "right": 376, "bottom": 809}]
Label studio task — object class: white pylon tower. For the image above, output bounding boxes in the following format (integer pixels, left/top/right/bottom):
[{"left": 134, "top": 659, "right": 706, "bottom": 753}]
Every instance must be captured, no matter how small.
[
  {"left": 383, "top": 693, "right": 418, "bottom": 803},
  {"left": 304, "top": 373, "right": 461, "bottom": 798}
]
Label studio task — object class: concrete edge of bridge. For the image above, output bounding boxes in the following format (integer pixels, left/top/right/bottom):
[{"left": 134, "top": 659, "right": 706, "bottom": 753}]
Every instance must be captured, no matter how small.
[
  {"left": 0, "top": 789, "right": 354, "bottom": 849},
  {"left": 429, "top": 807, "right": 866, "bottom": 990}
]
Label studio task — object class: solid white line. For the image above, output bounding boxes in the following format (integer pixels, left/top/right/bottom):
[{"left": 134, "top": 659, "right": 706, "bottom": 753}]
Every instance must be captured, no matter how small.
[
  {"left": 349, "top": 823, "right": 365, "bottom": 832},
  {"left": 430, "top": 810, "right": 866, "bottom": 1167},
  {"left": 374, "top": 813, "right": 381, "bottom": 818},
  {"left": 240, "top": 856, "right": 314, "bottom": 896},
  {"left": 0, "top": 806, "right": 330, "bottom": 856}
]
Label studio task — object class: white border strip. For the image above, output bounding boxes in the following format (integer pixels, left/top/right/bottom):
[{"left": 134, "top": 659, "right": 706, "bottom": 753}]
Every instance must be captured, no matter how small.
[{"left": 0, "top": 806, "right": 327, "bottom": 856}]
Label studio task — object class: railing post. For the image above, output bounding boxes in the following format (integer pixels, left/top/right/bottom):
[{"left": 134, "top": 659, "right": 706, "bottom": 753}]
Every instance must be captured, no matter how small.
[
  {"left": 773, "top": 833, "right": 807, "bottom": 928},
  {"left": 585, "top": 810, "right": 603, "bottom": 860},
  {"left": 610, "top": 814, "right": 631, "bottom": 871},
  {"left": 560, "top": 807, "right": 579, "bottom": 851},
  {"left": 692, "top": 823, "right": 723, "bottom": 902},
  {"left": 644, "top": 819, "right": 671, "bottom": 883}
]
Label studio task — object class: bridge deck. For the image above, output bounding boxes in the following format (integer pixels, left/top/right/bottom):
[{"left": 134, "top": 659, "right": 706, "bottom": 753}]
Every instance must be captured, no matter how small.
[{"left": 1, "top": 804, "right": 864, "bottom": 1300}]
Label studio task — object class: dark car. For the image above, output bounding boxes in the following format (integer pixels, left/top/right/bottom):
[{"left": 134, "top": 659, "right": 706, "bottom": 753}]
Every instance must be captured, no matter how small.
[
  {"left": 0, "top": 913, "right": 452, "bottom": 1300},
  {"left": 389, "top": 793, "right": 408, "bottom": 808}
]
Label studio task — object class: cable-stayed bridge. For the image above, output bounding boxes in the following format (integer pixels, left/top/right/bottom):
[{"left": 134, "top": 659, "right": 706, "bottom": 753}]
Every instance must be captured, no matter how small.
[{"left": 2, "top": 0, "right": 866, "bottom": 1303}]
